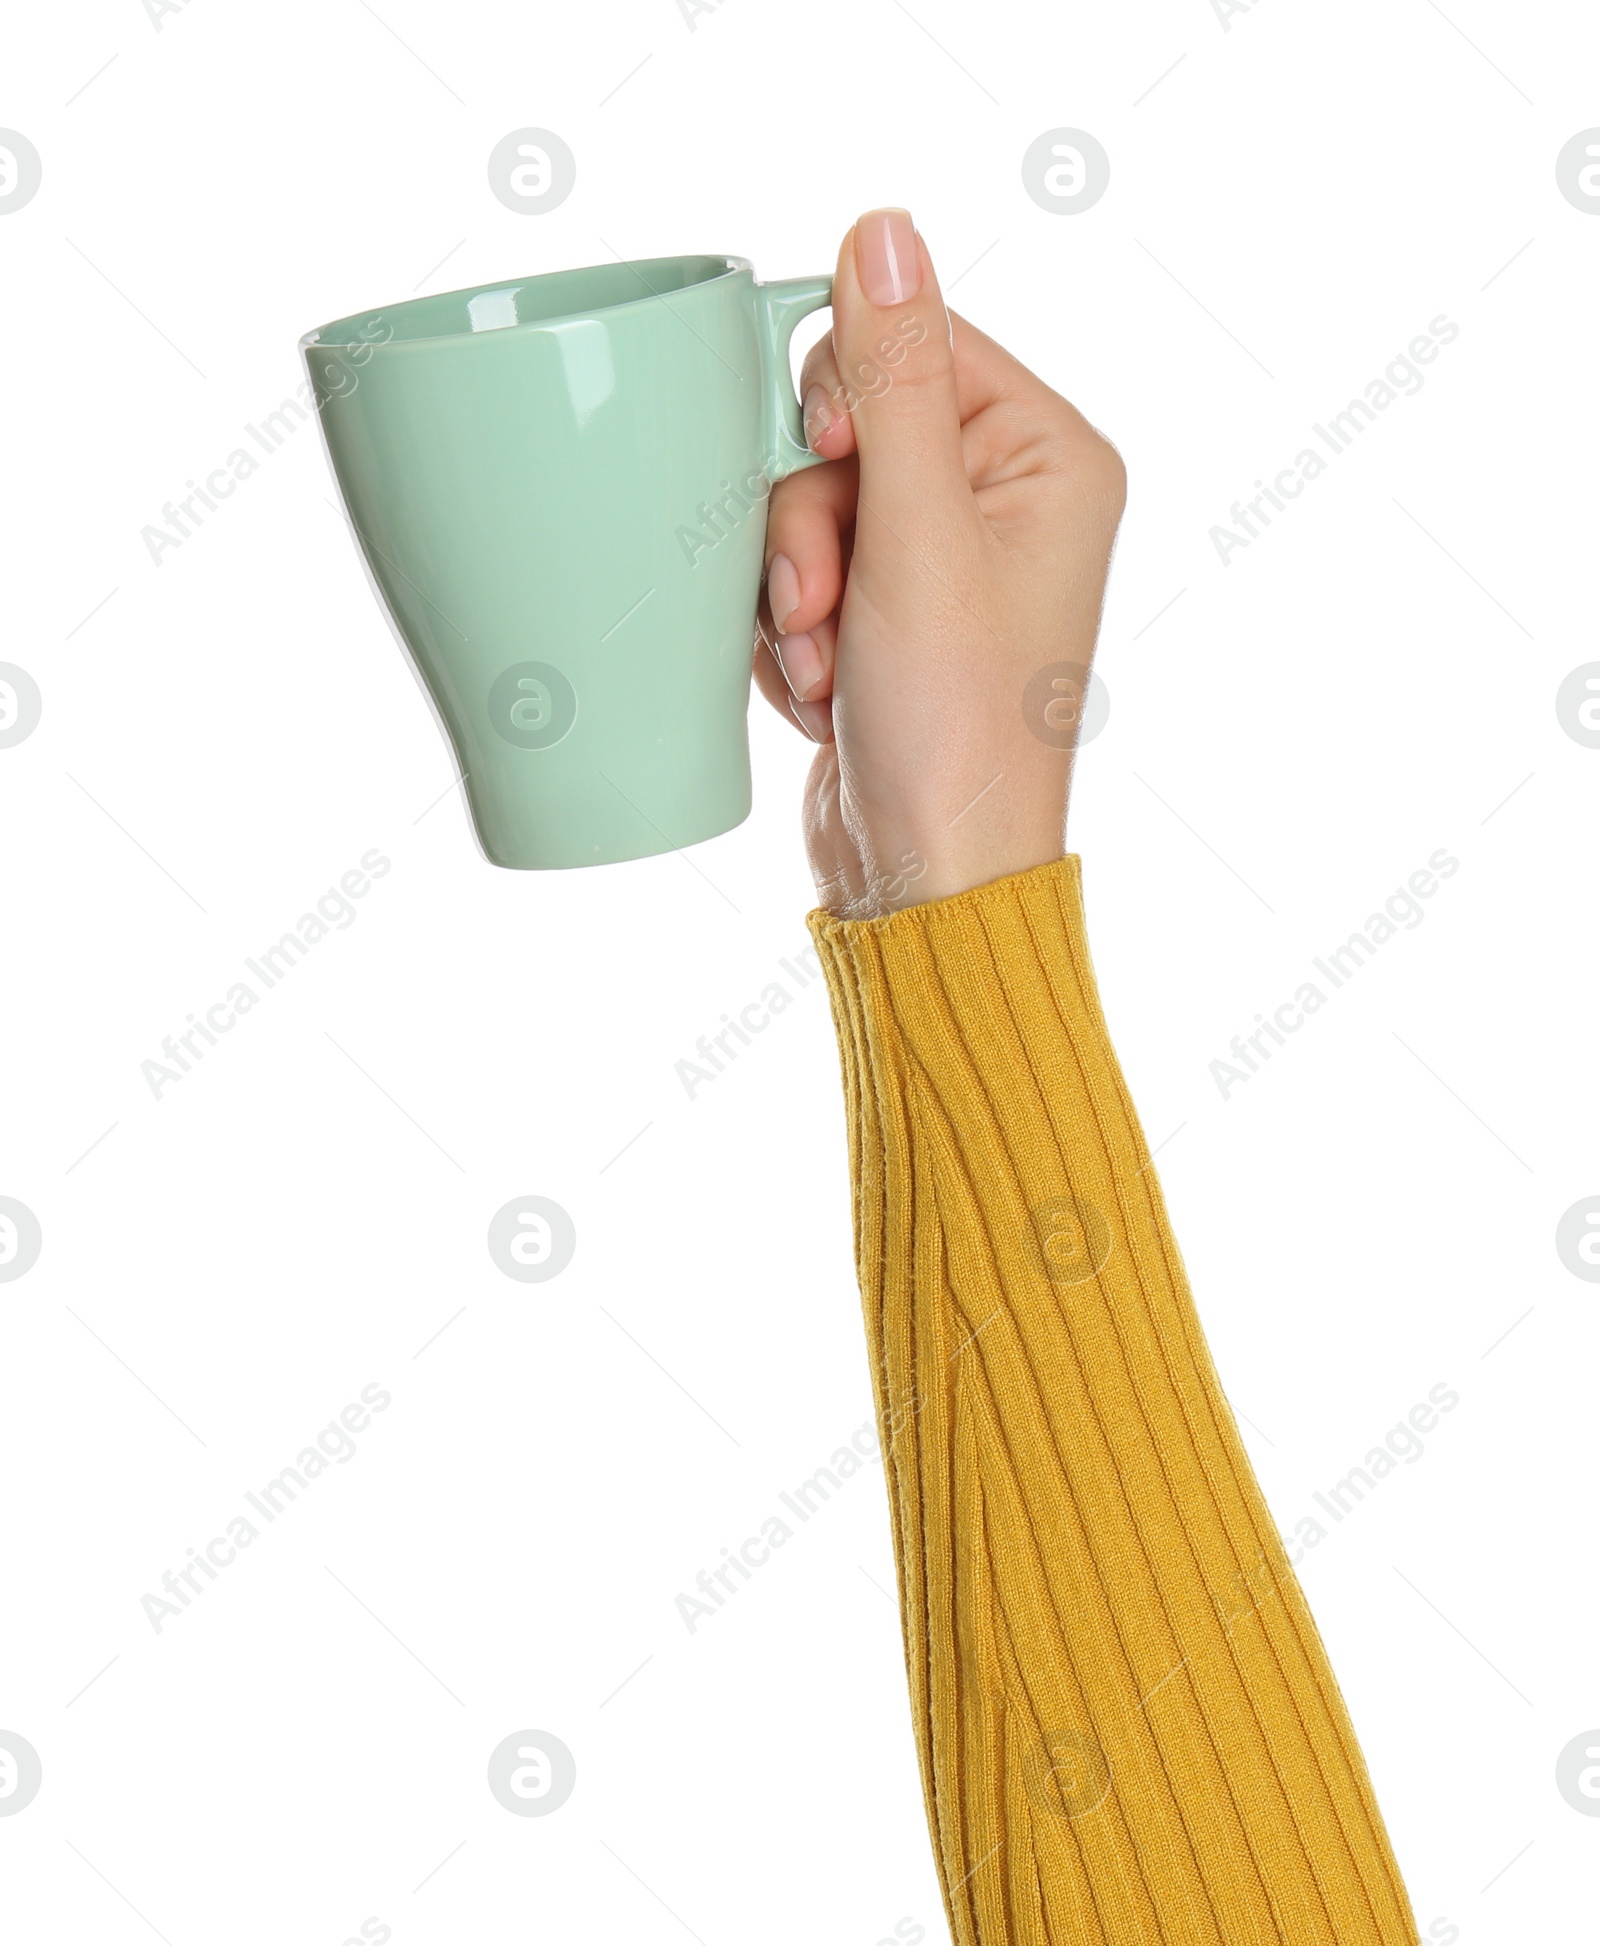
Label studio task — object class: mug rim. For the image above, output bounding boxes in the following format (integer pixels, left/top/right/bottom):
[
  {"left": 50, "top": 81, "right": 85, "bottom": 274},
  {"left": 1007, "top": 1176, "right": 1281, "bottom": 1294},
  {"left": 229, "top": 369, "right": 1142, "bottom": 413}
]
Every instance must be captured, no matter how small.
[{"left": 299, "top": 252, "right": 754, "bottom": 352}]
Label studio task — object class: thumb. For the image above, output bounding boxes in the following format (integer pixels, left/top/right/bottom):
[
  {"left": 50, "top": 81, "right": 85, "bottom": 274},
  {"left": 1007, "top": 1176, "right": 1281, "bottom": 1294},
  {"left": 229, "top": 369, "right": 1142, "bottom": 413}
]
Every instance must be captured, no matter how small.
[{"left": 831, "top": 209, "right": 969, "bottom": 530}]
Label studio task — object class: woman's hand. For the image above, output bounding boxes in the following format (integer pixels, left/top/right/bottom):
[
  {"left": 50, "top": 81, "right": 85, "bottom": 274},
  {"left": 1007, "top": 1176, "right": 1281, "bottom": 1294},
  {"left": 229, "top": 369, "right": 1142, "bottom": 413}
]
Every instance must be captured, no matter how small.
[{"left": 755, "top": 208, "right": 1126, "bottom": 918}]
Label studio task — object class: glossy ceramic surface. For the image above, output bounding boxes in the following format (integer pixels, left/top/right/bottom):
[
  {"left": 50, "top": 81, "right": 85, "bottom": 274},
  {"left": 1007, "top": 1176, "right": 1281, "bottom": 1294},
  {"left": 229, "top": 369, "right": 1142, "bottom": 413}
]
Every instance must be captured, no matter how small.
[{"left": 302, "top": 255, "right": 832, "bottom": 868}]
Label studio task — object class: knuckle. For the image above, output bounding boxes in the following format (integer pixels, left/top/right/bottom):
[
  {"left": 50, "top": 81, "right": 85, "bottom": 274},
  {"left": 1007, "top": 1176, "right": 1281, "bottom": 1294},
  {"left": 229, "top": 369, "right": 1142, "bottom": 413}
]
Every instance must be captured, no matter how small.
[
  {"left": 1041, "top": 408, "right": 1126, "bottom": 515},
  {"left": 799, "top": 343, "right": 841, "bottom": 396},
  {"left": 1087, "top": 433, "right": 1128, "bottom": 510},
  {"left": 876, "top": 352, "right": 952, "bottom": 397}
]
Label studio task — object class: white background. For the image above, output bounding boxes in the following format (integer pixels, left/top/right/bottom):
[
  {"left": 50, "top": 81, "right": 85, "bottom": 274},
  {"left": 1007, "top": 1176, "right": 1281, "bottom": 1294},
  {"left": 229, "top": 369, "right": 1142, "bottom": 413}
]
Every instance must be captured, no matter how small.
[{"left": 2, "top": 1, "right": 1596, "bottom": 1940}]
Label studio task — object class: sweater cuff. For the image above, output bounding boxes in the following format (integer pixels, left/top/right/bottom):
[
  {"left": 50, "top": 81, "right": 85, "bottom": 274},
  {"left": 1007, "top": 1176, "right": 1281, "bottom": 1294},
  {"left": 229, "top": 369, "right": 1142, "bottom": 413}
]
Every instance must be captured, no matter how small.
[
  {"left": 804, "top": 853, "right": 1108, "bottom": 1085},
  {"left": 806, "top": 853, "right": 1090, "bottom": 979},
  {"left": 803, "top": 853, "right": 1150, "bottom": 1263}
]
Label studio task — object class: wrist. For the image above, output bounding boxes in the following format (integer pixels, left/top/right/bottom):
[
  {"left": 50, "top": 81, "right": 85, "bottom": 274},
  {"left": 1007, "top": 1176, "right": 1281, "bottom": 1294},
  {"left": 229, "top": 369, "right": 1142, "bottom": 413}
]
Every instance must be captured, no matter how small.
[{"left": 822, "top": 831, "right": 1068, "bottom": 920}]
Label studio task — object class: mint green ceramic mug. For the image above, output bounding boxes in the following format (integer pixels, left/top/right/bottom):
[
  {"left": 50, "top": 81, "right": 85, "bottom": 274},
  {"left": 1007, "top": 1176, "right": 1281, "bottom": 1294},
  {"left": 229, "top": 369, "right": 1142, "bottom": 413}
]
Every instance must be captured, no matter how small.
[{"left": 301, "top": 255, "right": 832, "bottom": 868}]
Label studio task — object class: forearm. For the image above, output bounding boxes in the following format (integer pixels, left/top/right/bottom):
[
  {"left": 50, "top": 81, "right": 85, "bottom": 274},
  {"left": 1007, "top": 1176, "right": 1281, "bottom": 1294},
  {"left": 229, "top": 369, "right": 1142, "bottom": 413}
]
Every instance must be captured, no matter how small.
[{"left": 808, "top": 856, "right": 1418, "bottom": 1946}]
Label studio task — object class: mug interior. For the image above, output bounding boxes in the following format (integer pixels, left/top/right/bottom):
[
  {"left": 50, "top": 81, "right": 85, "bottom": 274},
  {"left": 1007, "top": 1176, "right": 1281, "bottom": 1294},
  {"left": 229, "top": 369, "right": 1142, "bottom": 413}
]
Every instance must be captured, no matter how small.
[{"left": 303, "top": 253, "right": 745, "bottom": 348}]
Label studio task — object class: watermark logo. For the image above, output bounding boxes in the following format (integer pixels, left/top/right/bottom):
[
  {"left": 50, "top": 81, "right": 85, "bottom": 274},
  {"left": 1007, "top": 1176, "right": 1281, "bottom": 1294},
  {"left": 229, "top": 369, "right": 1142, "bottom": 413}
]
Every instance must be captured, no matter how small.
[
  {"left": 0, "top": 664, "right": 42, "bottom": 748},
  {"left": 675, "top": 1422, "right": 881, "bottom": 1633},
  {"left": 1023, "top": 1730, "right": 1111, "bottom": 1818},
  {"left": 1211, "top": 848, "right": 1459, "bottom": 1098},
  {"left": 143, "top": 0, "right": 201, "bottom": 30},
  {"left": 809, "top": 312, "right": 930, "bottom": 427},
  {"left": 676, "top": 0, "right": 735, "bottom": 27},
  {"left": 1556, "top": 131, "right": 1600, "bottom": 214},
  {"left": 304, "top": 315, "right": 395, "bottom": 407},
  {"left": 1556, "top": 663, "right": 1600, "bottom": 748},
  {"left": 0, "top": 1732, "right": 41, "bottom": 1815},
  {"left": 1030, "top": 1197, "right": 1112, "bottom": 1285},
  {"left": 141, "top": 1385, "right": 392, "bottom": 1633},
  {"left": 1021, "top": 129, "right": 1110, "bottom": 215},
  {"left": 142, "top": 849, "right": 392, "bottom": 1099},
  {"left": 679, "top": 316, "right": 929, "bottom": 566},
  {"left": 0, "top": 1198, "right": 42, "bottom": 1284},
  {"left": 488, "top": 1197, "right": 577, "bottom": 1283},
  {"left": 676, "top": 943, "right": 823, "bottom": 1099},
  {"left": 0, "top": 131, "right": 41, "bottom": 214},
  {"left": 144, "top": 324, "right": 394, "bottom": 567},
  {"left": 488, "top": 663, "right": 578, "bottom": 750},
  {"left": 1022, "top": 662, "right": 1109, "bottom": 750},
  {"left": 1280, "top": 1383, "right": 1459, "bottom": 1565},
  {"left": 678, "top": 464, "right": 778, "bottom": 567},
  {"left": 862, "top": 849, "right": 929, "bottom": 912},
  {"left": 487, "top": 129, "right": 576, "bottom": 214},
  {"left": 1555, "top": 1197, "right": 1600, "bottom": 1282},
  {"left": 1556, "top": 1729, "right": 1600, "bottom": 1815},
  {"left": 487, "top": 1730, "right": 576, "bottom": 1815},
  {"left": 1209, "top": 317, "right": 1459, "bottom": 567}
]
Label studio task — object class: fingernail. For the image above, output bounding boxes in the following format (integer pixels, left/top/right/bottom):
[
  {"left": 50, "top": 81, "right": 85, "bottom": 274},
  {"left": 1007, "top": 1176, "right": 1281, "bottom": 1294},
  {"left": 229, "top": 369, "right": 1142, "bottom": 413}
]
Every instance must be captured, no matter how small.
[
  {"left": 855, "top": 207, "right": 920, "bottom": 306},
  {"left": 775, "top": 629, "right": 825, "bottom": 701},
  {"left": 788, "top": 693, "right": 833, "bottom": 743},
  {"left": 802, "top": 384, "right": 834, "bottom": 450},
  {"left": 766, "top": 553, "right": 801, "bottom": 631}
]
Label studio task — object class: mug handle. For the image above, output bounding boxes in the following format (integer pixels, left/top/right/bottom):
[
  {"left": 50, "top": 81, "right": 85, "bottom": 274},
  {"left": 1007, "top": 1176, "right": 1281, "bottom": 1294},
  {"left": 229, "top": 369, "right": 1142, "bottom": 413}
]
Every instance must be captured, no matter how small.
[{"left": 754, "top": 276, "right": 834, "bottom": 483}]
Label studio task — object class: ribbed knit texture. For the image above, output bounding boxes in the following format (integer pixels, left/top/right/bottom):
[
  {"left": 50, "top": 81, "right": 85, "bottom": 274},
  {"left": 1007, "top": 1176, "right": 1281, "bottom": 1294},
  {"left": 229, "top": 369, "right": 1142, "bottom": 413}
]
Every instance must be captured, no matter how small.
[{"left": 806, "top": 855, "right": 1417, "bottom": 1946}]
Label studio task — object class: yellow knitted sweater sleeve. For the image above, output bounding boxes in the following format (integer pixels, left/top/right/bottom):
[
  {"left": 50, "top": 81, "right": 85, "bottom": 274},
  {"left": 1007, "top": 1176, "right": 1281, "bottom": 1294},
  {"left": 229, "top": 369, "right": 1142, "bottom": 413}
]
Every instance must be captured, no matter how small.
[{"left": 806, "top": 855, "right": 1418, "bottom": 1946}]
